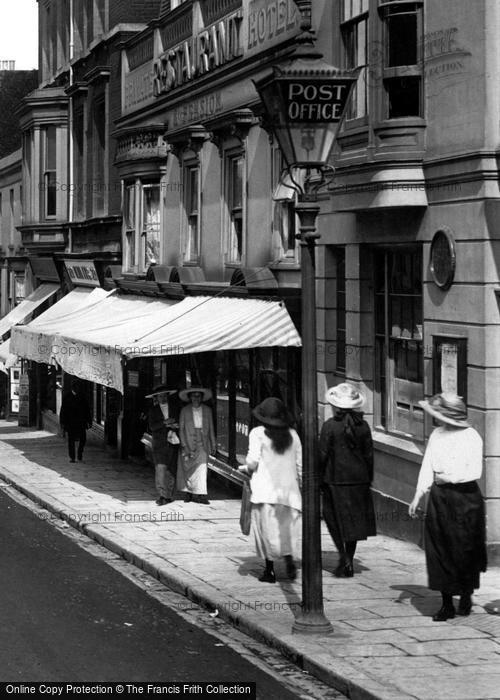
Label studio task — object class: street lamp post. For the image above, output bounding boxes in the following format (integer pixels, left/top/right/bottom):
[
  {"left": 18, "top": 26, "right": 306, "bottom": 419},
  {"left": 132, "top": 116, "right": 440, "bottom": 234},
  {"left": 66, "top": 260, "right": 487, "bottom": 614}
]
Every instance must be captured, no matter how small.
[{"left": 254, "top": 14, "right": 357, "bottom": 635}]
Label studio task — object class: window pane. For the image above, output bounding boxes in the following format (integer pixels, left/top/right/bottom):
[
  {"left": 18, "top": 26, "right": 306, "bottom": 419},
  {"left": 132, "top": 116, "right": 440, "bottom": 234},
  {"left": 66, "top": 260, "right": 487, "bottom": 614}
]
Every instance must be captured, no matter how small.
[
  {"left": 215, "top": 352, "right": 230, "bottom": 459},
  {"left": 46, "top": 126, "right": 57, "bottom": 169},
  {"left": 232, "top": 158, "right": 243, "bottom": 209},
  {"left": 45, "top": 171, "right": 57, "bottom": 216},
  {"left": 387, "top": 13, "right": 417, "bottom": 67},
  {"left": 124, "top": 185, "right": 135, "bottom": 230},
  {"left": 143, "top": 185, "right": 160, "bottom": 266},
  {"left": 189, "top": 168, "right": 198, "bottom": 213},
  {"left": 126, "top": 230, "right": 136, "bottom": 269},
  {"left": 386, "top": 76, "right": 421, "bottom": 118}
]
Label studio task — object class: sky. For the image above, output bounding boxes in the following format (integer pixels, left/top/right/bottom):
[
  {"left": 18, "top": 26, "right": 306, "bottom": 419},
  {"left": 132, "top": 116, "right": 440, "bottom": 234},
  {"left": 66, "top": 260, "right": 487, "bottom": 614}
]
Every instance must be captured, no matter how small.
[{"left": 0, "top": 0, "right": 38, "bottom": 70}]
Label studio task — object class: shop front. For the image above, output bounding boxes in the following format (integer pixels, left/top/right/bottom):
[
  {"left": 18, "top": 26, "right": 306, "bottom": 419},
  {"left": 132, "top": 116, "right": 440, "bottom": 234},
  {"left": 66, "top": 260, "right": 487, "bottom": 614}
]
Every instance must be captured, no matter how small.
[{"left": 11, "top": 286, "right": 302, "bottom": 476}]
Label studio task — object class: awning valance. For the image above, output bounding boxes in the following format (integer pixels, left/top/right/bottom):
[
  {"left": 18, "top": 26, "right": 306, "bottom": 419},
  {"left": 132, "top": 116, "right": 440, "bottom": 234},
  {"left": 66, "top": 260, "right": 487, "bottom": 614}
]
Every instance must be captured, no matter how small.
[
  {"left": 11, "top": 293, "right": 301, "bottom": 393},
  {"left": 0, "top": 283, "right": 60, "bottom": 342}
]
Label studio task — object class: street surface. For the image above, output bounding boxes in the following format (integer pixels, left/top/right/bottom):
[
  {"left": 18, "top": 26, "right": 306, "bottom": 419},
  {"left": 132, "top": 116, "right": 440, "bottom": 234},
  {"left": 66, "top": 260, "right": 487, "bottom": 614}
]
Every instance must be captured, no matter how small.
[{"left": 0, "top": 487, "right": 343, "bottom": 699}]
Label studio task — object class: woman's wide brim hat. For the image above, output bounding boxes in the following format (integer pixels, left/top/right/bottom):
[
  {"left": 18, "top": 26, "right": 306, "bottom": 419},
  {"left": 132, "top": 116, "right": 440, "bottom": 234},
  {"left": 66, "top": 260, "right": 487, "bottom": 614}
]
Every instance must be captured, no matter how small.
[
  {"left": 326, "top": 382, "right": 365, "bottom": 410},
  {"left": 179, "top": 386, "right": 212, "bottom": 402},
  {"left": 419, "top": 393, "right": 470, "bottom": 428},
  {"left": 145, "top": 385, "right": 176, "bottom": 399},
  {"left": 252, "top": 397, "right": 291, "bottom": 428}
]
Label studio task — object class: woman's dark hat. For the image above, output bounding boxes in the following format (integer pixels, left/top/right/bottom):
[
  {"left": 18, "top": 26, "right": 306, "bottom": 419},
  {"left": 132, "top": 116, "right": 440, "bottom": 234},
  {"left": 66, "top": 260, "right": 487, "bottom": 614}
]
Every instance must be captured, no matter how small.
[
  {"left": 145, "top": 385, "right": 175, "bottom": 399},
  {"left": 419, "top": 393, "right": 470, "bottom": 428},
  {"left": 179, "top": 386, "right": 212, "bottom": 402},
  {"left": 252, "top": 397, "right": 291, "bottom": 428}
]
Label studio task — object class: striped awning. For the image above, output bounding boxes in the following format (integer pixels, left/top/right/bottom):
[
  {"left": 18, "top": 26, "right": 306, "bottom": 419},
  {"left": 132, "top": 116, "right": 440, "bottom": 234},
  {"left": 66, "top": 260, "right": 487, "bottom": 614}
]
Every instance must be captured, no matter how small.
[
  {"left": 11, "top": 293, "right": 301, "bottom": 393},
  {"left": 0, "top": 283, "right": 60, "bottom": 342}
]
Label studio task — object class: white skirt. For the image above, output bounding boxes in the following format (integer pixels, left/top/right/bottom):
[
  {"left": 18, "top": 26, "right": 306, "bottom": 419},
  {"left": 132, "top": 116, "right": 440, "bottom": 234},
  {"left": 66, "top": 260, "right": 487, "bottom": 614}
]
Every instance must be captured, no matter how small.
[{"left": 251, "top": 503, "right": 301, "bottom": 560}]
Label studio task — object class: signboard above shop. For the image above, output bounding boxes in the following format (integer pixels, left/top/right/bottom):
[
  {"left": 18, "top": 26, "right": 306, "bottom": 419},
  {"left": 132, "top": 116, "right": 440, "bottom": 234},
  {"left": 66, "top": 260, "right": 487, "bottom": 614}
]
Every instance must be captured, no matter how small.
[
  {"left": 64, "top": 260, "right": 100, "bottom": 288},
  {"left": 122, "top": 0, "right": 300, "bottom": 115}
]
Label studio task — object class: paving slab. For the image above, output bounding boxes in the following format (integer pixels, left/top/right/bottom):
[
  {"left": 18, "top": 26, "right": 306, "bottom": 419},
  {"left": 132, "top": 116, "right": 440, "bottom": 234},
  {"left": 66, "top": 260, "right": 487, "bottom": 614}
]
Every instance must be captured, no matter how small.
[{"left": 1, "top": 419, "right": 500, "bottom": 700}]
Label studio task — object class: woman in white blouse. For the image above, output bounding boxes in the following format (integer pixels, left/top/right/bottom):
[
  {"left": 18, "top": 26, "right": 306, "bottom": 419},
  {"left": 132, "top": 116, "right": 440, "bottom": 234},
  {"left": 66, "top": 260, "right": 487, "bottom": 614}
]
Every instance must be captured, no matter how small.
[
  {"left": 409, "top": 393, "right": 487, "bottom": 621},
  {"left": 239, "top": 397, "right": 302, "bottom": 583}
]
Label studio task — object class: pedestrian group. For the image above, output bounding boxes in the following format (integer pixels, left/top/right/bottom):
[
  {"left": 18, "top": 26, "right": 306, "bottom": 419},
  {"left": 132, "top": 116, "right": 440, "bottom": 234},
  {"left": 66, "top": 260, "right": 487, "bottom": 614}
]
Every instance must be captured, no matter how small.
[{"left": 61, "top": 376, "right": 487, "bottom": 620}]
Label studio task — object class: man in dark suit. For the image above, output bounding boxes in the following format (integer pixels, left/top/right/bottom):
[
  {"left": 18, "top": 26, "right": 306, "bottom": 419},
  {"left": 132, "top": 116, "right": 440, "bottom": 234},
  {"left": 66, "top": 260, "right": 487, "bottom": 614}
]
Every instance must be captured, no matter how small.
[{"left": 60, "top": 379, "right": 92, "bottom": 463}]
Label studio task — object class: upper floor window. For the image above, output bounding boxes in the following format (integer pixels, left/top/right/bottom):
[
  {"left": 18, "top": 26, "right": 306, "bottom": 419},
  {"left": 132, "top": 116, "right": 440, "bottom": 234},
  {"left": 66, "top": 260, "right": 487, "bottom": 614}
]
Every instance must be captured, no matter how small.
[
  {"left": 342, "top": 0, "right": 369, "bottom": 121},
  {"left": 74, "top": 106, "right": 86, "bottom": 219},
  {"left": 122, "top": 180, "right": 161, "bottom": 273},
  {"left": 92, "top": 97, "right": 107, "bottom": 216},
  {"left": 225, "top": 152, "right": 245, "bottom": 264},
  {"left": 42, "top": 125, "right": 57, "bottom": 219},
  {"left": 271, "top": 147, "right": 297, "bottom": 261},
  {"left": 183, "top": 163, "right": 200, "bottom": 262},
  {"left": 381, "top": 1, "right": 424, "bottom": 118},
  {"left": 86, "top": 0, "right": 94, "bottom": 45},
  {"left": 142, "top": 184, "right": 161, "bottom": 268}
]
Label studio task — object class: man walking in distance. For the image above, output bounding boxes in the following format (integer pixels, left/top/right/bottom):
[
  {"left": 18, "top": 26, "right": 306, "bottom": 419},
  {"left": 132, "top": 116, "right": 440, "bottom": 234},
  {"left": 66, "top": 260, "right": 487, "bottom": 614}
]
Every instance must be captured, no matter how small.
[{"left": 60, "top": 379, "right": 92, "bottom": 463}]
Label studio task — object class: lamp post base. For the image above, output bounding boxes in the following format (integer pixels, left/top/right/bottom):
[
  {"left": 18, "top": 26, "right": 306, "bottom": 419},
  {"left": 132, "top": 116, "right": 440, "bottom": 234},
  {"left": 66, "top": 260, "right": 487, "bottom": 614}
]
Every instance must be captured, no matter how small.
[{"left": 292, "top": 612, "right": 334, "bottom": 635}]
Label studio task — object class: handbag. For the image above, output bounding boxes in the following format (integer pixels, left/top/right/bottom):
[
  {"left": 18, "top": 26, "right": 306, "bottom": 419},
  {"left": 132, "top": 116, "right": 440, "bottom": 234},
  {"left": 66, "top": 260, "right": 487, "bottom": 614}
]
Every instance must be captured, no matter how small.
[{"left": 239, "top": 479, "right": 252, "bottom": 536}]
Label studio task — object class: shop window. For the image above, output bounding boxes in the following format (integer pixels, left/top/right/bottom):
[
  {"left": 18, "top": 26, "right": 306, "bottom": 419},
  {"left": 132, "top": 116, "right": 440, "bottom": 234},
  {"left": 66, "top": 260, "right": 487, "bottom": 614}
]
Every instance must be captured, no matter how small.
[
  {"left": 374, "top": 247, "right": 424, "bottom": 440},
  {"left": 214, "top": 350, "right": 251, "bottom": 466},
  {"left": 381, "top": 2, "right": 423, "bottom": 119},
  {"left": 225, "top": 152, "right": 245, "bottom": 264},
  {"left": 336, "top": 248, "right": 346, "bottom": 373},
  {"left": 183, "top": 163, "right": 200, "bottom": 262},
  {"left": 93, "top": 383, "right": 106, "bottom": 426},
  {"left": 42, "top": 125, "right": 57, "bottom": 219},
  {"left": 342, "top": 0, "right": 369, "bottom": 121}
]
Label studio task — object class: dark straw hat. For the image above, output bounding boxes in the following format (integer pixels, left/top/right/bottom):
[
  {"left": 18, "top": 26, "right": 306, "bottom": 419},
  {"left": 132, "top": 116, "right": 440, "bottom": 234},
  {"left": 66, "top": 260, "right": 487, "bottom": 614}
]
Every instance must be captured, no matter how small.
[
  {"left": 252, "top": 397, "right": 291, "bottom": 428},
  {"left": 419, "top": 393, "right": 470, "bottom": 428},
  {"left": 179, "top": 386, "right": 212, "bottom": 402}
]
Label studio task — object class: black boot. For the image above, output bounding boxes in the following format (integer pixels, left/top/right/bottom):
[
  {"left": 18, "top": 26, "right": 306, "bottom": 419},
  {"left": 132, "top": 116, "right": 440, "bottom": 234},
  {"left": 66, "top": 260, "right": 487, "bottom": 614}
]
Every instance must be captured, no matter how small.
[
  {"left": 433, "top": 592, "right": 455, "bottom": 621},
  {"left": 457, "top": 593, "right": 472, "bottom": 616},
  {"left": 284, "top": 555, "right": 296, "bottom": 581},
  {"left": 259, "top": 559, "right": 276, "bottom": 583}
]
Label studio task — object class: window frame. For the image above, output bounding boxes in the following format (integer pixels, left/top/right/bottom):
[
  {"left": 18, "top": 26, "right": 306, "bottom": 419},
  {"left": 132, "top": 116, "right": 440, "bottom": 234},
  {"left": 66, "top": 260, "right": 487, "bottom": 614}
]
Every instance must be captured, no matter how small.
[
  {"left": 341, "top": 0, "right": 369, "bottom": 124},
  {"left": 122, "top": 179, "right": 162, "bottom": 274},
  {"left": 380, "top": 1, "right": 424, "bottom": 119},
  {"left": 182, "top": 160, "right": 201, "bottom": 263},
  {"left": 374, "top": 246, "right": 424, "bottom": 441},
  {"left": 224, "top": 149, "right": 246, "bottom": 265},
  {"left": 42, "top": 125, "right": 57, "bottom": 220}
]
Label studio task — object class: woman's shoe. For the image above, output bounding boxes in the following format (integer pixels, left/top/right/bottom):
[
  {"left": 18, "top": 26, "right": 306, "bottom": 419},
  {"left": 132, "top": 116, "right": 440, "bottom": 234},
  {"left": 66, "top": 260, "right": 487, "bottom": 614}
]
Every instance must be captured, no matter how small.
[
  {"left": 432, "top": 605, "right": 455, "bottom": 621},
  {"left": 285, "top": 557, "right": 297, "bottom": 581},
  {"left": 457, "top": 597, "right": 472, "bottom": 616},
  {"left": 258, "top": 571, "right": 276, "bottom": 583},
  {"left": 343, "top": 562, "right": 354, "bottom": 578}
]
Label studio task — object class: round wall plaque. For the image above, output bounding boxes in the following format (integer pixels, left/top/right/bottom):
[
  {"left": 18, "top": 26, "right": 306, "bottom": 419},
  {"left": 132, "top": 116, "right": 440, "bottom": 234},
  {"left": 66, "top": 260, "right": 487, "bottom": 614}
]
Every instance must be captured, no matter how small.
[{"left": 430, "top": 228, "right": 456, "bottom": 290}]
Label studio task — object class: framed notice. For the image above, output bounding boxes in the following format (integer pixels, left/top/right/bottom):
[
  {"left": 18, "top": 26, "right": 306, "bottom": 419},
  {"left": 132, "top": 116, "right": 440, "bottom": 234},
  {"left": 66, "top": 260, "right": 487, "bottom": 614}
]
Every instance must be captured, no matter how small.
[{"left": 432, "top": 336, "right": 467, "bottom": 401}]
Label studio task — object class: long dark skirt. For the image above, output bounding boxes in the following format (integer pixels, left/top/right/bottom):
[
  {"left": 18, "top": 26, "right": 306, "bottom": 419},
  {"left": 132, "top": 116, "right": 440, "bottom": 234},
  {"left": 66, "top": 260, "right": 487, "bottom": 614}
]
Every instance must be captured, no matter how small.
[
  {"left": 322, "top": 483, "right": 376, "bottom": 549},
  {"left": 425, "top": 481, "right": 487, "bottom": 594}
]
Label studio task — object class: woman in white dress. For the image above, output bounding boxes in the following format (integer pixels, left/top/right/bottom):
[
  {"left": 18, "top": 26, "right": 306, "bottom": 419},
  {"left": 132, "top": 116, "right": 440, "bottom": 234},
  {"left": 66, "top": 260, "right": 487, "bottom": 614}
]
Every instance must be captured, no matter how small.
[
  {"left": 239, "top": 397, "right": 302, "bottom": 583},
  {"left": 409, "top": 393, "right": 487, "bottom": 621}
]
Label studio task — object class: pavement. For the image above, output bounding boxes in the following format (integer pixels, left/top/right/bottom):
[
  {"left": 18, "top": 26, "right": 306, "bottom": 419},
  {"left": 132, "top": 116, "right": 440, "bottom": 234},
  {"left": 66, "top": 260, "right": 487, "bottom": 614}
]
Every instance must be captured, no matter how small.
[{"left": 0, "top": 419, "right": 499, "bottom": 700}]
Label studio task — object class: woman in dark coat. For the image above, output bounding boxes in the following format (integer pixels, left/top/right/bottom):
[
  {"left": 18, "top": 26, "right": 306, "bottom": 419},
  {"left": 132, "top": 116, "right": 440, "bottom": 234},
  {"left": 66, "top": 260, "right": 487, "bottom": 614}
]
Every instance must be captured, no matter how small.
[{"left": 319, "top": 382, "right": 376, "bottom": 577}]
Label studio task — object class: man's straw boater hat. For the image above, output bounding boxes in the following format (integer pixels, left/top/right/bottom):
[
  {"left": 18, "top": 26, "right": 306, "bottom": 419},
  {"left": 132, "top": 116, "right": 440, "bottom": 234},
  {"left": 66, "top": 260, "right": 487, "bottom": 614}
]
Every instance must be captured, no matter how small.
[{"left": 419, "top": 393, "right": 470, "bottom": 428}]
